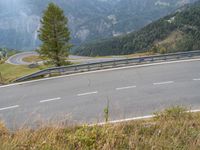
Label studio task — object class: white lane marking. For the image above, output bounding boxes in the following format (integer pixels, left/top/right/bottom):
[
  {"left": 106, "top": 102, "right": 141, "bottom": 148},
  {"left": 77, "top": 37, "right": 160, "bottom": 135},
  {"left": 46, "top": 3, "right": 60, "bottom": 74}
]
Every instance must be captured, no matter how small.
[
  {"left": 40, "top": 97, "right": 61, "bottom": 103},
  {"left": 78, "top": 91, "right": 98, "bottom": 96},
  {"left": 91, "top": 109, "right": 200, "bottom": 126},
  {"left": 153, "top": 81, "right": 174, "bottom": 85},
  {"left": 116, "top": 85, "right": 136, "bottom": 90},
  {"left": 1, "top": 58, "right": 200, "bottom": 89},
  {"left": 0, "top": 105, "right": 19, "bottom": 111},
  {"left": 193, "top": 78, "right": 200, "bottom": 81}
]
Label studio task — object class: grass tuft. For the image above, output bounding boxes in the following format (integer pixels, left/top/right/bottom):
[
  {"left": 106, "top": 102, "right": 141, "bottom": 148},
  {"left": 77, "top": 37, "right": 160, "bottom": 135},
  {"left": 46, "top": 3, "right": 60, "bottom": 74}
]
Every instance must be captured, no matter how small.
[{"left": 154, "top": 106, "right": 188, "bottom": 120}]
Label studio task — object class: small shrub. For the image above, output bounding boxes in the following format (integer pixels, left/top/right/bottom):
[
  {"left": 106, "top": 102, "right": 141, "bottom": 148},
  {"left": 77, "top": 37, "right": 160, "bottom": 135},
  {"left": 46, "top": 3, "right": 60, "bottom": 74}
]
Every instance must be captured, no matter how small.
[{"left": 154, "top": 106, "right": 188, "bottom": 121}]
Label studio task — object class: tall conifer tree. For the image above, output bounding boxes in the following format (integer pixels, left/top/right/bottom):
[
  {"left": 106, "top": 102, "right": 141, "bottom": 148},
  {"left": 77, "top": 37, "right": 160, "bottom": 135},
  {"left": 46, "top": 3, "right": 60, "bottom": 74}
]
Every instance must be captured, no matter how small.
[{"left": 38, "top": 3, "right": 72, "bottom": 66}]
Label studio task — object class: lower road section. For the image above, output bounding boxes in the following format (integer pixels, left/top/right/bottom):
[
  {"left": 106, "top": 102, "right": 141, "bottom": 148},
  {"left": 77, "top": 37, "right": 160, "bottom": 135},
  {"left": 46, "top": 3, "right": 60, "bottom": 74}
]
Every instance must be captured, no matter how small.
[
  {"left": 0, "top": 59, "right": 200, "bottom": 128},
  {"left": 6, "top": 51, "right": 126, "bottom": 65}
]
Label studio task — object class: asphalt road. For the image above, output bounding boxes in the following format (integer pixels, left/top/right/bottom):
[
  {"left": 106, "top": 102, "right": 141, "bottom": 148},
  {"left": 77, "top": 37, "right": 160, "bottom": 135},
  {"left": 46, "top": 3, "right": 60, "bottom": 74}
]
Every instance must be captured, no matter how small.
[
  {"left": 1, "top": 59, "right": 200, "bottom": 129},
  {"left": 6, "top": 51, "right": 126, "bottom": 65},
  {"left": 6, "top": 52, "right": 38, "bottom": 65}
]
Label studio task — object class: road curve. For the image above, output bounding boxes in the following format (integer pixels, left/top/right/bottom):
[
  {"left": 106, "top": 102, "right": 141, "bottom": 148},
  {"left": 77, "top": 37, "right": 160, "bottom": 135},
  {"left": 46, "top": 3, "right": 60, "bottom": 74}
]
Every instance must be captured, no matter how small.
[
  {"left": 1, "top": 58, "right": 200, "bottom": 128},
  {"left": 6, "top": 52, "right": 38, "bottom": 65},
  {"left": 6, "top": 51, "right": 126, "bottom": 65}
]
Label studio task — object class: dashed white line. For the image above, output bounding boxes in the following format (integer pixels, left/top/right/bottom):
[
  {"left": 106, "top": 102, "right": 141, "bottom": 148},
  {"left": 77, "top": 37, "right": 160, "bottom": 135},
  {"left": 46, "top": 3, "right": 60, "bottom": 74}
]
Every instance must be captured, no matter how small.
[
  {"left": 153, "top": 81, "right": 174, "bottom": 85},
  {"left": 116, "top": 85, "right": 137, "bottom": 91},
  {"left": 0, "top": 105, "right": 19, "bottom": 111},
  {"left": 78, "top": 91, "right": 98, "bottom": 96},
  {"left": 193, "top": 78, "right": 200, "bottom": 81},
  {"left": 40, "top": 97, "right": 61, "bottom": 103}
]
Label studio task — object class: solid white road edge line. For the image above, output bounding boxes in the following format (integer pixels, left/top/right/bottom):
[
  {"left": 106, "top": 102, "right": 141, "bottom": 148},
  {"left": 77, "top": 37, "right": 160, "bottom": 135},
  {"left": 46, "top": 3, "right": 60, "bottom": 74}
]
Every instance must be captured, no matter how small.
[
  {"left": 153, "top": 81, "right": 174, "bottom": 85},
  {"left": 0, "top": 105, "right": 19, "bottom": 111},
  {"left": 116, "top": 85, "right": 137, "bottom": 90},
  {"left": 88, "top": 115, "right": 155, "bottom": 126},
  {"left": 78, "top": 91, "right": 98, "bottom": 96},
  {"left": 90, "top": 109, "right": 200, "bottom": 126},
  {"left": 1, "top": 58, "right": 200, "bottom": 89},
  {"left": 189, "top": 109, "right": 200, "bottom": 113},
  {"left": 40, "top": 97, "right": 61, "bottom": 103}
]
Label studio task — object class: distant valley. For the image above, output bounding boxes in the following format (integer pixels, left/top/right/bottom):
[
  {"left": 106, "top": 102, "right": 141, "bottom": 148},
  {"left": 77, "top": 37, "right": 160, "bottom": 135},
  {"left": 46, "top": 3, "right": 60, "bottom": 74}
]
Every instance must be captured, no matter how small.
[{"left": 0, "top": 0, "right": 197, "bottom": 50}]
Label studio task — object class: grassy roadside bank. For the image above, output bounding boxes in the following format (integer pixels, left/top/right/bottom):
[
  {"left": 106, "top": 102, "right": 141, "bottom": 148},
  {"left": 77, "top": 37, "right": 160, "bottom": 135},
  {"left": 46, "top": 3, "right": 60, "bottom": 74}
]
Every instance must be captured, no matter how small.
[
  {"left": 22, "top": 55, "right": 43, "bottom": 63},
  {"left": 0, "top": 63, "right": 48, "bottom": 84},
  {"left": 1, "top": 107, "right": 200, "bottom": 149}
]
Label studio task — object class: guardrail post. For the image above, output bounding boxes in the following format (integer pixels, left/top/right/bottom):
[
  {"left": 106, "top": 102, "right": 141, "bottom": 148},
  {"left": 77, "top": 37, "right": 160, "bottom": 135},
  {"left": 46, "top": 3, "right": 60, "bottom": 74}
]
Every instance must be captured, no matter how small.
[
  {"left": 113, "top": 61, "right": 116, "bottom": 66},
  {"left": 188, "top": 54, "right": 192, "bottom": 57},
  {"left": 88, "top": 65, "right": 90, "bottom": 71},
  {"left": 48, "top": 69, "right": 51, "bottom": 77},
  {"left": 0, "top": 72, "right": 3, "bottom": 83},
  {"left": 139, "top": 58, "right": 144, "bottom": 63},
  {"left": 60, "top": 68, "right": 64, "bottom": 75}
]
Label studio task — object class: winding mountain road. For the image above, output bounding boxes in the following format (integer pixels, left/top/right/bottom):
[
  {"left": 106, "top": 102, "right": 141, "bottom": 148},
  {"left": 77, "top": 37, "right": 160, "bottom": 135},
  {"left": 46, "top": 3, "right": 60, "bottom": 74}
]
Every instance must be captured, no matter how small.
[
  {"left": 6, "top": 52, "right": 38, "bottom": 65},
  {"left": 1, "top": 58, "right": 200, "bottom": 128},
  {"left": 6, "top": 51, "right": 126, "bottom": 65}
]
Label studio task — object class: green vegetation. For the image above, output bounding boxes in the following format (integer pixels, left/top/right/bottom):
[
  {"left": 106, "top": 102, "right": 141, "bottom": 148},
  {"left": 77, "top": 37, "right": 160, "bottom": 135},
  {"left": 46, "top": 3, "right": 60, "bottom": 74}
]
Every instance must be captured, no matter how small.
[
  {"left": 0, "top": 107, "right": 200, "bottom": 149},
  {"left": 73, "top": 1, "right": 200, "bottom": 56},
  {"left": 0, "top": 48, "right": 7, "bottom": 61},
  {"left": 0, "top": 64, "right": 48, "bottom": 84},
  {"left": 0, "top": 0, "right": 194, "bottom": 50},
  {"left": 104, "top": 100, "right": 110, "bottom": 122},
  {"left": 0, "top": 48, "right": 19, "bottom": 63},
  {"left": 22, "top": 55, "right": 43, "bottom": 63},
  {"left": 38, "top": 3, "right": 72, "bottom": 67}
]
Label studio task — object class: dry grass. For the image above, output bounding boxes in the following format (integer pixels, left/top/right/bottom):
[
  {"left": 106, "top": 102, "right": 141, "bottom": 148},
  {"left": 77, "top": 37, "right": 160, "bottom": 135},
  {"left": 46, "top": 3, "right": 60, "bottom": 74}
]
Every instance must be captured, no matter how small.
[
  {"left": 0, "top": 63, "right": 41, "bottom": 83},
  {"left": 1, "top": 107, "right": 200, "bottom": 149},
  {"left": 0, "top": 63, "right": 51, "bottom": 84},
  {"left": 124, "top": 52, "right": 153, "bottom": 58},
  {"left": 92, "top": 52, "right": 152, "bottom": 59},
  {"left": 22, "top": 55, "right": 43, "bottom": 63}
]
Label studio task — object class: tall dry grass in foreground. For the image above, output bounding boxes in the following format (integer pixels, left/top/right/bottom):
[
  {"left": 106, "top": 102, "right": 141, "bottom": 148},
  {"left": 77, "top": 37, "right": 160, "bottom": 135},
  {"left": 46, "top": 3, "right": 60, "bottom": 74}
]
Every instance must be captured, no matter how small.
[{"left": 1, "top": 106, "right": 200, "bottom": 149}]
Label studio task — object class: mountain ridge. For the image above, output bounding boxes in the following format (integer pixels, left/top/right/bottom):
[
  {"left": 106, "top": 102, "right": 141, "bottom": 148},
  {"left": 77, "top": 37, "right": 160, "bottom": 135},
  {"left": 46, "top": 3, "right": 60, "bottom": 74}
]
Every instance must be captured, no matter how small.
[
  {"left": 73, "top": 0, "right": 200, "bottom": 56},
  {"left": 0, "top": 0, "right": 197, "bottom": 50}
]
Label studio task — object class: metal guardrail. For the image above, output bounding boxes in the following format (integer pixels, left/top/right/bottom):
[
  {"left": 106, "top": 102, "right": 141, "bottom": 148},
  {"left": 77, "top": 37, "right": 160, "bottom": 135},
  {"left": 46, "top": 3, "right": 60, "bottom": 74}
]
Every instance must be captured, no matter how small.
[{"left": 14, "top": 50, "right": 200, "bottom": 82}]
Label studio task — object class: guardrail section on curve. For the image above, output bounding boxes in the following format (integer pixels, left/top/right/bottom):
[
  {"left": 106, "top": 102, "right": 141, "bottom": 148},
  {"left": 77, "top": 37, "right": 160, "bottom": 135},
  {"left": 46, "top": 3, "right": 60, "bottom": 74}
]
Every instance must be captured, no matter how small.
[{"left": 14, "top": 50, "right": 200, "bottom": 82}]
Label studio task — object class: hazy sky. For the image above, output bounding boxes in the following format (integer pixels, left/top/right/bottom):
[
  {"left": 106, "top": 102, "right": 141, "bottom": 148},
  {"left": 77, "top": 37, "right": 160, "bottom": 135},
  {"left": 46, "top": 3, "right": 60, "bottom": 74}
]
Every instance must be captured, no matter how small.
[{"left": 0, "top": 0, "right": 25, "bottom": 14}]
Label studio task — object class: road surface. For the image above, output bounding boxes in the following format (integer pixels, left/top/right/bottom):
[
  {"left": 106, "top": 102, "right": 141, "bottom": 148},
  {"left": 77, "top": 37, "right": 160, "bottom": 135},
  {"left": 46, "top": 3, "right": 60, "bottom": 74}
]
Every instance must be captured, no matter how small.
[
  {"left": 6, "top": 52, "right": 38, "bottom": 65},
  {"left": 6, "top": 52, "right": 126, "bottom": 65},
  {"left": 1, "top": 58, "right": 200, "bottom": 129}
]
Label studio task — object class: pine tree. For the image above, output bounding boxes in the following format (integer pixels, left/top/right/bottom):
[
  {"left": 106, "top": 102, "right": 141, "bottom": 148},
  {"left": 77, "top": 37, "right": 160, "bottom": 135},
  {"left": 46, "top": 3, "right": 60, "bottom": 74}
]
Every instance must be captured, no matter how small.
[{"left": 38, "top": 3, "right": 72, "bottom": 66}]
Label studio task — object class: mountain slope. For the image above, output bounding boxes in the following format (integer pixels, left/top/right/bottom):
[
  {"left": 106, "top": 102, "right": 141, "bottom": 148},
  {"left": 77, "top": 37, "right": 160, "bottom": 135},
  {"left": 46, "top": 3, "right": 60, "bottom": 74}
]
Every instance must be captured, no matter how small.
[
  {"left": 0, "top": 0, "right": 197, "bottom": 50},
  {"left": 73, "top": 1, "right": 200, "bottom": 56}
]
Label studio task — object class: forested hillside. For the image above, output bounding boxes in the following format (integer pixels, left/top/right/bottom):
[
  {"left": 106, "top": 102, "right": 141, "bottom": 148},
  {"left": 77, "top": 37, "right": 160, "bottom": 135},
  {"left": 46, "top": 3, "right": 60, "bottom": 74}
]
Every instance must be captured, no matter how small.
[
  {"left": 73, "top": 1, "right": 200, "bottom": 56},
  {"left": 0, "top": 0, "right": 196, "bottom": 50}
]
